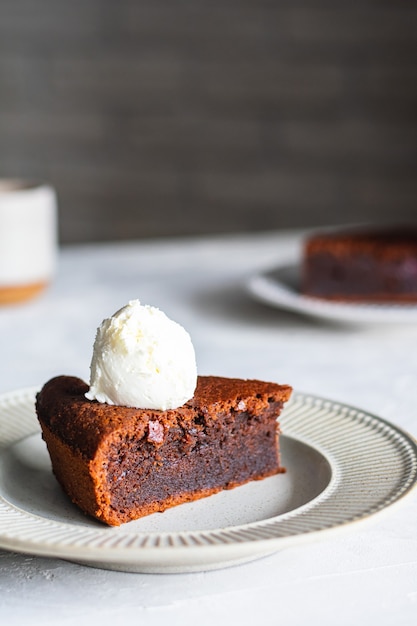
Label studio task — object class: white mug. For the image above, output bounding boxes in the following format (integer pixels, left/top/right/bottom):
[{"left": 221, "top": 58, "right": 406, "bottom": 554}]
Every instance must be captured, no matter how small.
[{"left": 0, "top": 180, "right": 58, "bottom": 304}]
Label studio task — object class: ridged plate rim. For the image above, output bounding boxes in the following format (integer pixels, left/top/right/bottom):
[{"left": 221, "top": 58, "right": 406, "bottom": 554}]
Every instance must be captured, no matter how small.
[{"left": 0, "top": 386, "right": 416, "bottom": 573}]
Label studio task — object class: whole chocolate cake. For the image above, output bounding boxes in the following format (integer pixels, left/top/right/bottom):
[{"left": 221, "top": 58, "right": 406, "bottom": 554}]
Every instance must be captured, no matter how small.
[
  {"left": 36, "top": 374, "right": 292, "bottom": 526},
  {"left": 302, "top": 227, "right": 417, "bottom": 302}
]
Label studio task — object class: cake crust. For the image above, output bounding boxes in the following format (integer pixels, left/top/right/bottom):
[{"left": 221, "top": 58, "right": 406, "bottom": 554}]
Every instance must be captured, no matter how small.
[{"left": 36, "top": 375, "right": 292, "bottom": 526}]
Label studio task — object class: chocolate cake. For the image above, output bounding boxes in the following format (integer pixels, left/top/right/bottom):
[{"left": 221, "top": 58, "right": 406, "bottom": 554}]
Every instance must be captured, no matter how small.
[
  {"left": 302, "top": 227, "right": 417, "bottom": 302},
  {"left": 36, "top": 375, "right": 292, "bottom": 526}
]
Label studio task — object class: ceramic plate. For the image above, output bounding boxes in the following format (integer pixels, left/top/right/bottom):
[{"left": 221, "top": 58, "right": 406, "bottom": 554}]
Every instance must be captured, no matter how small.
[
  {"left": 247, "top": 263, "right": 417, "bottom": 324},
  {"left": 0, "top": 387, "right": 416, "bottom": 574}
]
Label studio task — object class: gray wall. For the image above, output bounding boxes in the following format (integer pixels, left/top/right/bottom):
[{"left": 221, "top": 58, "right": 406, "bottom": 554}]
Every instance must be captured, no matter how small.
[{"left": 1, "top": 1, "right": 416, "bottom": 244}]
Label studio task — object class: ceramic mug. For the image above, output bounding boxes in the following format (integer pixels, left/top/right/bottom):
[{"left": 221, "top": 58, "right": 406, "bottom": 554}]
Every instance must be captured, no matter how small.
[{"left": 0, "top": 180, "right": 58, "bottom": 304}]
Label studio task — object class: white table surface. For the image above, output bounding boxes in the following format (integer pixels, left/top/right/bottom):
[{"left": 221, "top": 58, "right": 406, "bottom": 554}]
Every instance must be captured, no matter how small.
[{"left": 1, "top": 230, "right": 417, "bottom": 625}]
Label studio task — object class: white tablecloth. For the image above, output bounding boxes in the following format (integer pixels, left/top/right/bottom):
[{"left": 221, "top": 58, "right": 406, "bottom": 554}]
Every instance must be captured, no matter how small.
[{"left": 1, "top": 231, "right": 416, "bottom": 625}]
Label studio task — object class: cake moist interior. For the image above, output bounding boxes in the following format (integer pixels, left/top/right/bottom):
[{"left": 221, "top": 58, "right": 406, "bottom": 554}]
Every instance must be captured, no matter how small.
[{"left": 104, "top": 400, "right": 283, "bottom": 517}]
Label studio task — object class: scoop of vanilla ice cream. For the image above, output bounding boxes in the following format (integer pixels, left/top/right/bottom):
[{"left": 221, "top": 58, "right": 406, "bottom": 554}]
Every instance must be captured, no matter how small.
[{"left": 85, "top": 300, "right": 197, "bottom": 410}]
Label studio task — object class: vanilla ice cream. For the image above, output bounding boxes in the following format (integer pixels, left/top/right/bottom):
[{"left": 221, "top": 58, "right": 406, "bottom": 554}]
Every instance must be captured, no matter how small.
[{"left": 85, "top": 300, "right": 197, "bottom": 410}]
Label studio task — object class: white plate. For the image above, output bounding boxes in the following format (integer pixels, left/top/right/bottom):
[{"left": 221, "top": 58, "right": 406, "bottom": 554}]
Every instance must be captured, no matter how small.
[
  {"left": 247, "top": 263, "right": 417, "bottom": 324},
  {"left": 0, "top": 388, "right": 416, "bottom": 574}
]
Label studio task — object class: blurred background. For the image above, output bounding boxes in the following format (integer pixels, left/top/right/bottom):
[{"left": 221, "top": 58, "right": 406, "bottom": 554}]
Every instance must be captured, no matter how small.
[{"left": 0, "top": 0, "right": 416, "bottom": 245}]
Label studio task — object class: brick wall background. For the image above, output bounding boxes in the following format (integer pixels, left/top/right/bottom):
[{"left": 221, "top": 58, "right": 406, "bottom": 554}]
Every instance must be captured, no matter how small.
[{"left": 0, "top": 1, "right": 416, "bottom": 243}]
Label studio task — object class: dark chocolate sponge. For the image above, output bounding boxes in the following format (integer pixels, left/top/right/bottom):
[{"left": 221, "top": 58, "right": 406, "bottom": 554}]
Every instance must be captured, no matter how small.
[
  {"left": 302, "top": 227, "right": 417, "bottom": 302},
  {"left": 36, "top": 375, "right": 292, "bottom": 526}
]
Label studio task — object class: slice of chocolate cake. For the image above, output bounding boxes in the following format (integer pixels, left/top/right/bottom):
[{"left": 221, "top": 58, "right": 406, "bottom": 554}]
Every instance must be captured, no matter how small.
[
  {"left": 36, "top": 375, "right": 292, "bottom": 526},
  {"left": 302, "top": 227, "right": 417, "bottom": 302}
]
